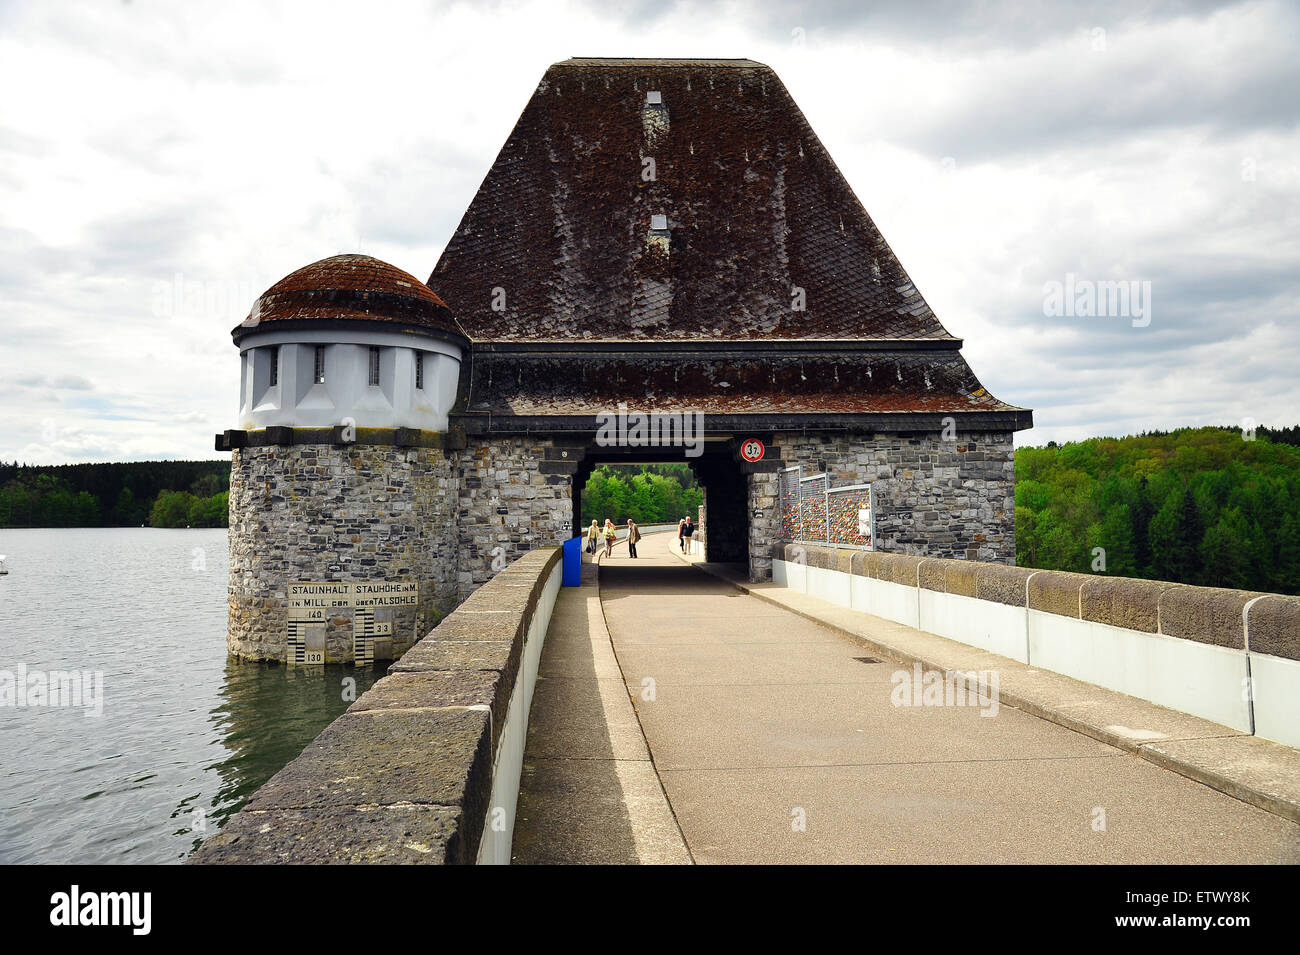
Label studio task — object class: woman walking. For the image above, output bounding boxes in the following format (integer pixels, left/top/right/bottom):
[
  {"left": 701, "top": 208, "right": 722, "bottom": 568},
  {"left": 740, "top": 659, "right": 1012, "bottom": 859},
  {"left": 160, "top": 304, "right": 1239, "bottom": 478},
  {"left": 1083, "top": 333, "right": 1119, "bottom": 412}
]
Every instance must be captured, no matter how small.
[
  {"left": 626, "top": 519, "right": 641, "bottom": 558},
  {"left": 603, "top": 519, "right": 618, "bottom": 558},
  {"left": 585, "top": 519, "right": 600, "bottom": 555}
]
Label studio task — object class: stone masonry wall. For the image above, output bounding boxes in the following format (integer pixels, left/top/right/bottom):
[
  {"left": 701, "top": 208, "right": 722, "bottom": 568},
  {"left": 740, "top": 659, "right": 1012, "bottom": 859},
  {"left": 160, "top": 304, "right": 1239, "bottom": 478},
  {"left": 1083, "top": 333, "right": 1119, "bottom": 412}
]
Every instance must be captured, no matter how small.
[
  {"left": 748, "top": 467, "right": 781, "bottom": 582},
  {"left": 228, "top": 444, "right": 458, "bottom": 662},
  {"left": 453, "top": 437, "right": 573, "bottom": 601},
  {"left": 747, "top": 429, "right": 1016, "bottom": 581}
]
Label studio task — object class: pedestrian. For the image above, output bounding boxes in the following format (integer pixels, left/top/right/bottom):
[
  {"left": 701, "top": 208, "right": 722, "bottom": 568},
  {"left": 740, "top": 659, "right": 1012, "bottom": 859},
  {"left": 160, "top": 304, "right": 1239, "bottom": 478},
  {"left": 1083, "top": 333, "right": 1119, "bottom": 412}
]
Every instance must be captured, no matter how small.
[
  {"left": 626, "top": 518, "right": 641, "bottom": 558},
  {"left": 603, "top": 518, "right": 617, "bottom": 558},
  {"left": 677, "top": 517, "right": 686, "bottom": 551},
  {"left": 585, "top": 519, "right": 600, "bottom": 555},
  {"left": 682, "top": 515, "right": 695, "bottom": 553}
]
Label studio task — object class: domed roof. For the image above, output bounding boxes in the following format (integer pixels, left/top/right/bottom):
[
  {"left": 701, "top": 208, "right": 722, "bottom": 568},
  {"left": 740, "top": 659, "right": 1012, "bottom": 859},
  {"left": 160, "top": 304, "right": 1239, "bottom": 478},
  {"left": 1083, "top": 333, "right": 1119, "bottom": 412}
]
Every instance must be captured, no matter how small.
[{"left": 233, "top": 254, "right": 464, "bottom": 342}]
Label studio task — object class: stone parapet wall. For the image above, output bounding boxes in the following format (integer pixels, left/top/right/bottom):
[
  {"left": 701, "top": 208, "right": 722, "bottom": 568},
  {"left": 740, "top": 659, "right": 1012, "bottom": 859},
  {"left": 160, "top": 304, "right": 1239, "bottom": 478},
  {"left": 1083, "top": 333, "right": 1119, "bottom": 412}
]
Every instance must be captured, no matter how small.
[
  {"left": 774, "top": 541, "right": 1299, "bottom": 658},
  {"left": 228, "top": 443, "right": 458, "bottom": 662},
  {"left": 772, "top": 541, "right": 1300, "bottom": 747},
  {"left": 191, "top": 546, "right": 562, "bottom": 865}
]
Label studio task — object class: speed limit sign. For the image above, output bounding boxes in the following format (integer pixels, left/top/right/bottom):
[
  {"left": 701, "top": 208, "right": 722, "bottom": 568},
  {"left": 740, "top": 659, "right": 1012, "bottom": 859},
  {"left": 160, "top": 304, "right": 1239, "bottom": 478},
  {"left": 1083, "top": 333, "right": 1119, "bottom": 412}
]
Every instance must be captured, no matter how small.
[{"left": 740, "top": 438, "right": 765, "bottom": 462}]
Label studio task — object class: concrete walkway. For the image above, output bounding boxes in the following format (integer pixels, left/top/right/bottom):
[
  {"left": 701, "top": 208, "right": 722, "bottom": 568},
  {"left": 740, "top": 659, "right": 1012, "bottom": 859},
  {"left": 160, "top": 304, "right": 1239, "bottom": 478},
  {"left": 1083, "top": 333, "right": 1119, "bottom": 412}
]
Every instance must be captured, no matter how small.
[
  {"left": 516, "top": 532, "right": 1300, "bottom": 864},
  {"left": 511, "top": 553, "right": 690, "bottom": 864}
]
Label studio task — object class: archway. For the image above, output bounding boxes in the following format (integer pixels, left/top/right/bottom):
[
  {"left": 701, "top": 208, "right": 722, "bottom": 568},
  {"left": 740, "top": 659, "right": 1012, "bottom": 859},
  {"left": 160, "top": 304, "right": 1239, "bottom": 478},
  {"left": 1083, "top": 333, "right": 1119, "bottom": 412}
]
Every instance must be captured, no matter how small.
[{"left": 571, "top": 442, "right": 749, "bottom": 567}]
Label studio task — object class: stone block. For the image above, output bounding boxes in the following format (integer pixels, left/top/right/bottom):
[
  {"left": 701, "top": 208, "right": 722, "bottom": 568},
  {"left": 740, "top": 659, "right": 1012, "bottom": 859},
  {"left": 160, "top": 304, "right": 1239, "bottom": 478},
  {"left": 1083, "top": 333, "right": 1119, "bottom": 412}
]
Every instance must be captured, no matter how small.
[
  {"left": 1246, "top": 595, "right": 1300, "bottom": 660},
  {"left": 189, "top": 804, "right": 466, "bottom": 865},
  {"left": 1159, "top": 585, "right": 1262, "bottom": 649},
  {"left": 801, "top": 544, "right": 833, "bottom": 570},
  {"left": 917, "top": 557, "right": 977, "bottom": 597},
  {"left": 350, "top": 669, "right": 508, "bottom": 741},
  {"left": 856, "top": 550, "right": 886, "bottom": 579},
  {"left": 392, "top": 637, "right": 521, "bottom": 681},
  {"left": 245, "top": 707, "right": 492, "bottom": 822},
  {"left": 875, "top": 552, "right": 924, "bottom": 586},
  {"left": 974, "top": 563, "right": 1035, "bottom": 606},
  {"left": 1079, "top": 576, "right": 1180, "bottom": 634},
  {"left": 1027, "top": 571, "right": 1091, "bottom": 618}
]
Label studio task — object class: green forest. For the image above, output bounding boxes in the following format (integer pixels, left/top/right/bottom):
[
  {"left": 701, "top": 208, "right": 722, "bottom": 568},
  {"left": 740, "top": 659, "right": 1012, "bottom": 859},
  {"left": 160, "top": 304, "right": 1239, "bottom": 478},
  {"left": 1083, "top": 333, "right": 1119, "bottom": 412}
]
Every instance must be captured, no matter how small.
[
  {"left": 4, "top": 425, "right": 1300, "bottom": 595},
  {"left": 0, "top": 460, "right": 230, "bottom": 529},
  {"left": 580, "top": 464, "right": 704, "bottom": 526},
  {"left": 1015, "top": 426, "right": 1300, "bottom": 595}
]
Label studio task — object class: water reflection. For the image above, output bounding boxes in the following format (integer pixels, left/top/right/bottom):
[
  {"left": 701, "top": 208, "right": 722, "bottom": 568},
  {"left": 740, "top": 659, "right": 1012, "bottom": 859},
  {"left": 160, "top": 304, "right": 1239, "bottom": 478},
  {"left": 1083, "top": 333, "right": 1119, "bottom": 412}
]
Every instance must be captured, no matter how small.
[
  {"left": 193, "top": 659, "right": 386, "bottom": 850},
  {"left": 0, "top": 527, "right": 386, "bottom": 864}
]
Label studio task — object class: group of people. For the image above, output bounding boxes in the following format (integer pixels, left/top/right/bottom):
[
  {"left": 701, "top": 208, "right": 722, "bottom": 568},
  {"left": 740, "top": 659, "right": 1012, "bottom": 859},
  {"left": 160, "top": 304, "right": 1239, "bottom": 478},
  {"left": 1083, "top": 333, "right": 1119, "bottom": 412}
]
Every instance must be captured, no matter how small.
[
  {"left": 586, "top": 518, "right": 640, "bottom": 558},
  {"left": 584, "top": 515, "right": 695, "bottom": 558}
]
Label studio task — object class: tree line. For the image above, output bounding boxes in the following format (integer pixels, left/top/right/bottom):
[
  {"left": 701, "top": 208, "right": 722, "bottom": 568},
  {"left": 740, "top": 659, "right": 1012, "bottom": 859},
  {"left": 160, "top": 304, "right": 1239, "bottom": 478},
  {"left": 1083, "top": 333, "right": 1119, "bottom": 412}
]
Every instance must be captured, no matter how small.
[
  {"left": 1015, "top": 426, "right": 1300, "bottom": 595},
  {"left": 0, "top": 461, "right": 231, "bottom": 528},
  {"left": 6, "top": 424, "right": 1299, "bottom": 596},
  {"left": 580, "top": 464, "right": 704, "bottom": 526}
]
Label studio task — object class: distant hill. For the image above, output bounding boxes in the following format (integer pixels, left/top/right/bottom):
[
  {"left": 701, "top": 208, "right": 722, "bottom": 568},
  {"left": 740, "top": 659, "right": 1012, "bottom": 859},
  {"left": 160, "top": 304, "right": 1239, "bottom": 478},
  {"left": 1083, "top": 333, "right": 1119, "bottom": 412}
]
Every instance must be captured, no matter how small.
[
  {"left": 0, "top": 460, "right": 229, "bottom": 528},
  {"left": 1015, "top": 425, "right": 1300, "bottom": 595},
  {"left": 6, "top": 425, "right": 1299, "bottom": 596}
]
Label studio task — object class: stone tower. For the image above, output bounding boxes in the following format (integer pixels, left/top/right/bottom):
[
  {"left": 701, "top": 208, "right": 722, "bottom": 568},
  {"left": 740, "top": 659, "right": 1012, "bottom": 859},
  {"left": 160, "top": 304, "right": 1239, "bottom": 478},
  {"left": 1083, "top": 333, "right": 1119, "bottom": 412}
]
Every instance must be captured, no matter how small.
[{"left": 218, "top": 255, "right": 467, "bottom": 663}]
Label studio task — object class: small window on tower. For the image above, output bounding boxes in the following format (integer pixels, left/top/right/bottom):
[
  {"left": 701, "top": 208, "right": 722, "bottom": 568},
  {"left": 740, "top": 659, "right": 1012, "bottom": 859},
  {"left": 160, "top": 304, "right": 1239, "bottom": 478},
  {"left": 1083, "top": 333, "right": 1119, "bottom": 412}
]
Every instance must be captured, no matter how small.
[
  {"left": 415, "top": 352, "right": 424, "bottom": 390},
  {"left": 268, "top": 346, "right": 279, "bottom": 387},
  {"left": 368, "top": 347, "right": 381, "bottom": 386},
  {"left": 314, "top": 345, "right": 326, "bottom": 384}
]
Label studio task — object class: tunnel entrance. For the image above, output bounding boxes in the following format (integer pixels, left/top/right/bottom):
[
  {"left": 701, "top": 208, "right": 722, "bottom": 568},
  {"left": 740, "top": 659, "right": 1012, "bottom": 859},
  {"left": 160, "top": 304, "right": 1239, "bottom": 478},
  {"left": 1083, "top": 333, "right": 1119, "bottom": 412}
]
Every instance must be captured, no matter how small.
[{"left": 572, "top": 443, "right": 749, "bottom": 566}]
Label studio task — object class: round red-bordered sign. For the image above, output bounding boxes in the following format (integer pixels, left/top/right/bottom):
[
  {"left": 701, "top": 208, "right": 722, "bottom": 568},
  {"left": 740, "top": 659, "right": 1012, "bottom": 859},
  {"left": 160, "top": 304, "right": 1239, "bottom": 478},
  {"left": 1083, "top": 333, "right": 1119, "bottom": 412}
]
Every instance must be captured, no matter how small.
[{"left": 740, "top": 438, "right": 765, "bottom": 462}]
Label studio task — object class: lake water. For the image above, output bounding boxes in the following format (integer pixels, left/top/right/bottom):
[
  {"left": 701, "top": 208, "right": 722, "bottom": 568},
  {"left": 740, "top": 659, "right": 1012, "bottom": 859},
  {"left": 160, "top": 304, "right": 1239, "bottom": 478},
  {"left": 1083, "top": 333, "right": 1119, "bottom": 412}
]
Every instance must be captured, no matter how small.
[{"left": 0, "top": 527, "right": 384, "bottom": 864}]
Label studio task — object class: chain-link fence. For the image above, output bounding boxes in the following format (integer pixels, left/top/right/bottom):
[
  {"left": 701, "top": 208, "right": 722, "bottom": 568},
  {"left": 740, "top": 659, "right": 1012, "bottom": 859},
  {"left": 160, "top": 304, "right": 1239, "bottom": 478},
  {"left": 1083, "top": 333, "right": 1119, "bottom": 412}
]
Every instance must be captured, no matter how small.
[
  {"left": 828, "top": 483, "right": 874, "bottom": 549},
  {"left": 779, "top": 467, "right": 800, "bottom": 540},
  {"left": 777, "top": 466, "right": 875, "bottom": 550},
  {"left": 799, "top": 472, "right": 828, "bottom": 542}
]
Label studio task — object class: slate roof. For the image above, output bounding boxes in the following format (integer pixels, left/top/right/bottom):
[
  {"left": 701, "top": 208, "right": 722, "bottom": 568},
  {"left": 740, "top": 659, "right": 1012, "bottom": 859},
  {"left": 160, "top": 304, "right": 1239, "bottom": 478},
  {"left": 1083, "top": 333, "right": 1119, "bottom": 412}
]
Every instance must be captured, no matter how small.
[
  {"left": 429, "top": 58, "right": 955, "bottom": 343},
  {"left": 429, "top": 58, "right": 1028, "bottom": 428},
  {"left": 463, "top": 348, "right": 1025, "bottom": 418},
  {"left": 233, "top": 254, "right": 463, "bottom": 343}
]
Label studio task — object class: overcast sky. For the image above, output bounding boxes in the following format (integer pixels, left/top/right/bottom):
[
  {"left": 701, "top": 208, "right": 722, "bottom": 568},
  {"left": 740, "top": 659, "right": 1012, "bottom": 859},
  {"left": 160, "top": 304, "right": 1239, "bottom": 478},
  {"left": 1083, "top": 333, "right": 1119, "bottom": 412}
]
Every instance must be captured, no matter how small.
[{"left": 2, "top": 0, "right": 1297, "bottom": 464}]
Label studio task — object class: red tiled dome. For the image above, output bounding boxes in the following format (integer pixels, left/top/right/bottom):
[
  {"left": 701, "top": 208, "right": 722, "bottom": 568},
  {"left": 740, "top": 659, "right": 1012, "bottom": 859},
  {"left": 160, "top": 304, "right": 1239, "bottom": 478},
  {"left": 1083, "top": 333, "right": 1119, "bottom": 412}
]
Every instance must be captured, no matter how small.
[{"left": 233, "top": 254, "right": 464, "bottom": 342}]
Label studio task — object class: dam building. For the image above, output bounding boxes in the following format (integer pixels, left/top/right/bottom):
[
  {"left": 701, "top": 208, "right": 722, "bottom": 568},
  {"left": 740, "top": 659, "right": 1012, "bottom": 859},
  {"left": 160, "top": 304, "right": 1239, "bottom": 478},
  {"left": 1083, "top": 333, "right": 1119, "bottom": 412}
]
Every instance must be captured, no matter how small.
[{"left": 215, "top": 57, "right": 1032, "bottom": 663}]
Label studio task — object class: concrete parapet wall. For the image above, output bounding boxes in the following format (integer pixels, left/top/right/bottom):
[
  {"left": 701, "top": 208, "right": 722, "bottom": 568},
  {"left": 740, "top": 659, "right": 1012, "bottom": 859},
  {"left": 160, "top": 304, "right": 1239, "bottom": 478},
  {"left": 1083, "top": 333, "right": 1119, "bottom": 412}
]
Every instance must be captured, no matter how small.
[
  {"left": 189, "top": 545, "right": 563, "bottom": 865},
  {"left": 770, "top": 542, "right": 1300, "bottom": 748}
]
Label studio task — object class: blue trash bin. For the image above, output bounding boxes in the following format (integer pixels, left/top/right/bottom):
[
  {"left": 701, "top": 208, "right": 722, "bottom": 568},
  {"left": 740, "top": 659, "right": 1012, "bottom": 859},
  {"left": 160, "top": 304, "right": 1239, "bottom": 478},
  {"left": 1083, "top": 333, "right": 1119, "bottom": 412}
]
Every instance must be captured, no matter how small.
[{"left": 562, "top": 536, "right": 582, "bottom": 587}]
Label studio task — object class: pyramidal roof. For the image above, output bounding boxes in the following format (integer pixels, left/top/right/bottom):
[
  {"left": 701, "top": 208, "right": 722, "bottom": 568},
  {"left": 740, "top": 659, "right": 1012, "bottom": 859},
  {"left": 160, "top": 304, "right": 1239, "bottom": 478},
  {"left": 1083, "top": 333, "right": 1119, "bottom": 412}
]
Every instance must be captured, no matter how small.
[{"left": 429, "top": 58, "right": 956, "bottom": 344}]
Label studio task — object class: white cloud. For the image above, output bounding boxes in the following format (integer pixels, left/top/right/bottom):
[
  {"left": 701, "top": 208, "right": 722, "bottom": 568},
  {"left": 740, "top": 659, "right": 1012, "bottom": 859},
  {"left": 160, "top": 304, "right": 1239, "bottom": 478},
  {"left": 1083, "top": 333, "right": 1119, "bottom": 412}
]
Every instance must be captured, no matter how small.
[{"left": 1, "top": 0, "right": 1297, "bottom": 462}]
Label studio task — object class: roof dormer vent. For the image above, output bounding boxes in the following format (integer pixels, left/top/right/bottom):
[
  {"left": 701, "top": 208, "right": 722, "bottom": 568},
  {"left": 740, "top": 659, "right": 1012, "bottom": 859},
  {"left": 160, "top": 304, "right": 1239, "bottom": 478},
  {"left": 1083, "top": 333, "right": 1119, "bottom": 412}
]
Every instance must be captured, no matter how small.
[
  {"left": 643, "top": 91, "right": 669, "bottom": 143},
  {"left": 646, "top": 215, "right": 671, "bottom": 256}
]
